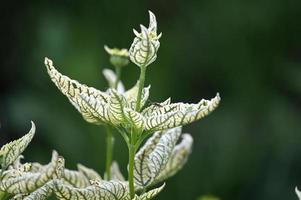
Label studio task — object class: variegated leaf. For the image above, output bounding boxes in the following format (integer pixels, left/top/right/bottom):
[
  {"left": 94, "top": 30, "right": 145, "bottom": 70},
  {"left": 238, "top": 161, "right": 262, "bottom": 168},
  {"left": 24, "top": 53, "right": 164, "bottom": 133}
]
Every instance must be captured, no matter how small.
[
  {"left": 23, "top": 181, "right": 55, "bottom": 200},
  {"left": 134, "top": 127, "right": 181, "bottom": 188},
  {"left": 102, "top": 68, "right": 125, "bottom": 93},
  {"left": 54, "top": 180, "right": 131, "bottom": 200},
  {"left": 124, "top": 108, "right": 145, "bottom": 131},
  {"left": 77, "top": 164, "right": 102, "bottom": 181},
  {"left": 44, "top": 57, "right": 109, "bottom": 124},
  {"left": 129, "top": 11, "right": 161, "bottom": 68},
  {"left": 154, "top": 134, "right": 193, "bottom": 184},
  {"left": 0, "top": 151, "right": 64, "bottom": 194},
  {"left": 138, "top": 183, "right": 165, "bottom": 200},
  {"left": 62, "top": 168, "right": 91, "bottom": 188},
  {"left": 124, "top": 82, "right": 150, "bottom": 110},
  {"left": 1, "top": 162, "right": 32, "bottom": 180},
  {"left": 110, "top": 162, "right": 125, "bottom": 181},
  {"left": 0, "top": 122, "right": 35, "bottom": 169},
  {"left": 142, "top": 98, "right": 171, "bottom": 117},
  {"left": 80, "top": 92, "right": 111, "bottom": 124},
  {"left": 144, "top": 93, "right": 221, "bottom": 131},
  {"left": 108, "top": 89, "right": 127, "bottom": 124}
]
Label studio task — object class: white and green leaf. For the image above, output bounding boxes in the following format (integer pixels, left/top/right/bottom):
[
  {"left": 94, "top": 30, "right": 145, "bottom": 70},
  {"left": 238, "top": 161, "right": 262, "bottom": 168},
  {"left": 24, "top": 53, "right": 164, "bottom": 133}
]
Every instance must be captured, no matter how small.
[
  {"left": 129, "top": 11, "right": 161, "bottom": 68},
  {"left": 144, "top": 93, "right": 221, "bottom": 131},
  {"left": 124, "top": 82, "right": 150, "bottom": 110},
  {"left": 138, "top": 183, "right": 165, "bottom": 200},
  {"left": 103, "top": 68, "right": 125, "bottom": 93},
  {"left": 54, "top": 180, "right": 131, "bottom": 200},
  {"left": 77, "top": 164, "right": 102, "bottom": 181},
  {"left": 110, "top": 161, "right": 125, "bottom": 181},
  {"left": 134, "top": 127, "right": 181, "bottom": 188},
  {"left": 0, "top": 122, "right": 35, "bottom": 169},
  {"left": 0, "top": 151, "right": 64, "bottom": 194},
  {"left": 62, "top": 168, "right": 91, "bottom": 188},
  {"left": 44, "top": 57, "right": 109, "bottom": 124},
  {"left": 154, "top": 134, "right": 193, "bottom": 184},
  {"left": 22, "top": 181, "right": 55, "bottom": 200}
]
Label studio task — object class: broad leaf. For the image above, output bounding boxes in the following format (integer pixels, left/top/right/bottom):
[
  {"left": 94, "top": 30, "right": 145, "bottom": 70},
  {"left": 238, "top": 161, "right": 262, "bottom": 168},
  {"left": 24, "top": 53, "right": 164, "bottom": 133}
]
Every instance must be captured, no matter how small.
[
  {"left": 134, "top": 127, "right": 181, "bottom": 188},
  {"left": 0, "top": 122, "right": 35, "bottom": 169},
  {"left": 45, "top": 57, "right": 108, "bottom": 124},
  {"left": 54, "top": 180, "right": 131, "bottom": 200},
  {"left": 154, "top": 134, "right": 193, "bottom": 184},
  {"left": 22, "top": 181, "right": 55, "bottom": 200},
  {"left": 144, "top": 93, "right": 221, "bottom": 131}
]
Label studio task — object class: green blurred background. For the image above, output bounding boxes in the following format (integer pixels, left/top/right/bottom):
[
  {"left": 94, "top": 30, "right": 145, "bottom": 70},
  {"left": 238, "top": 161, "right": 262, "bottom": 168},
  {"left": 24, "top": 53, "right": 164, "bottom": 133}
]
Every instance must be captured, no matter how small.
[{"left": 1, "top": 0, "right": 301, "bottom": 199}]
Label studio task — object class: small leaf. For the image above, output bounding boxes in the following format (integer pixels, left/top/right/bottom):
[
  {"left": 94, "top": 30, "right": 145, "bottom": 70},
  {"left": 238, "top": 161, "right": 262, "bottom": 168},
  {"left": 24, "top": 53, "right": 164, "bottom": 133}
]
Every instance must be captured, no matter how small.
[
  {"left": 0, "top": 122, "right": 35, "bottom": 169},
  {"left": 129, "top": 11, "right": 161, "bottom": 68},
  {"left": 154, "top": 134, "right": 193, "bottom": 184}
]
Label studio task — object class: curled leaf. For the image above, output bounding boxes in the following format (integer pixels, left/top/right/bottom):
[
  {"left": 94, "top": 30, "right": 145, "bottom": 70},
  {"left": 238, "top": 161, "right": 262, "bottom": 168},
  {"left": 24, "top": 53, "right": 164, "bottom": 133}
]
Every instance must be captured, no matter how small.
[{"left": 0, "top": 122, "right": 35, "bottom": 169}]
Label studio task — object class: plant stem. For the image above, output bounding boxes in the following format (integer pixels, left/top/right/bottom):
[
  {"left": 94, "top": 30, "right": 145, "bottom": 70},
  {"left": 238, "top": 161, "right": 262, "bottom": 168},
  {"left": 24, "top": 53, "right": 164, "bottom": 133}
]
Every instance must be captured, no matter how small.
[
  {"left": 128, "top": 141, "right": 136, "bottom": 199},
  {"left": 135, "top": 66, "right": 147, "bottom": 111},
  {"left": 105, "top": 126, "right": 114, "bottom": 180},
  {"left": 114, "top": 66, "right": 122, "bottom": 89}
]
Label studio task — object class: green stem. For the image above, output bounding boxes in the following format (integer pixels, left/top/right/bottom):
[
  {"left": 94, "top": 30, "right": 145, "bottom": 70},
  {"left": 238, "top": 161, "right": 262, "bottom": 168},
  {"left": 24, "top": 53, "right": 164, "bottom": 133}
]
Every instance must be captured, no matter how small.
[
  {"left": 114, "top": 66, "right": 122, "bottom": 89},
  {"left": 135, "top": 66, "right": 147, "bottom": 111},
  {"left": 128, "top": 141, "right": 136, "bottom": 199},
  {"left": 105, "top": 126, "right": 114, "bottom": 180}
]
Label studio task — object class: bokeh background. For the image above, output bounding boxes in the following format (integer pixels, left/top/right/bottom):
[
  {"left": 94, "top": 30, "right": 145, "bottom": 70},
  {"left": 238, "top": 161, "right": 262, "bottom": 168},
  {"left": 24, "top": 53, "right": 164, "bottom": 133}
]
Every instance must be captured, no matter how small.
[{"left": 1, "top": 0, "right": 301, "bottom": 199}]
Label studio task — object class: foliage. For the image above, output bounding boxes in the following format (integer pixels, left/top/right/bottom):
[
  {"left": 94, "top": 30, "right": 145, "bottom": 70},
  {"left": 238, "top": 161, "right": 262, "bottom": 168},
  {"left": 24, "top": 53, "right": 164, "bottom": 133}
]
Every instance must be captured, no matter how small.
[{"left": 0, "top": 11, "right": 220, "bottom": 199}]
